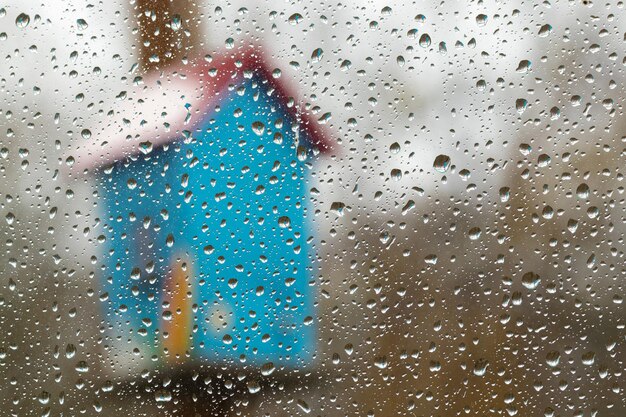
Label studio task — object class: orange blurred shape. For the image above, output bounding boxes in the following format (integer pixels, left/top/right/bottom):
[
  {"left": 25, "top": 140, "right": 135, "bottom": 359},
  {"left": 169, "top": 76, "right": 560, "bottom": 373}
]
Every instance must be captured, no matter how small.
[{"left": 162, "top": 258, "right": 193, "bottom": 360}]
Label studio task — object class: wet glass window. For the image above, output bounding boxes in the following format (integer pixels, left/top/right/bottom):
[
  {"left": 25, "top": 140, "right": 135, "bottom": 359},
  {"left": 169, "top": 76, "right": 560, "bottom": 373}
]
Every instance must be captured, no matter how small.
[{"left": 1, "top": 1, "right": 625, "bottom": 416}]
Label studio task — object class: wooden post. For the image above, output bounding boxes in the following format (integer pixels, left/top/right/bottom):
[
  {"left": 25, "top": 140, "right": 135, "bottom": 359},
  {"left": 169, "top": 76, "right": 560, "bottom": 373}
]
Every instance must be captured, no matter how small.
[
  {"left": 135, "top": 0, "right": 201, "bottom": 72},
  {"left": 132, "top": 2, "right": 211, "bottom": 416}
]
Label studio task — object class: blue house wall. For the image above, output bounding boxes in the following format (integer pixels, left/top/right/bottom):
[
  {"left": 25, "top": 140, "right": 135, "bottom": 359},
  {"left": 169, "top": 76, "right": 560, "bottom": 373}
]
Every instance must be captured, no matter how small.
[{"left": 98, "top": 74, "right": 317, "bottom": 371}]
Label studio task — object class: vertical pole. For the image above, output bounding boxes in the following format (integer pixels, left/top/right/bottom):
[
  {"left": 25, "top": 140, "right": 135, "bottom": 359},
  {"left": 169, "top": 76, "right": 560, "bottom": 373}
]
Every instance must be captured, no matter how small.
[
  {"left": 132, "top": 2, "right": 210, "bottom": 416},
  {"left": 135, "top": 0, "right": 201, "bottom": 72}
]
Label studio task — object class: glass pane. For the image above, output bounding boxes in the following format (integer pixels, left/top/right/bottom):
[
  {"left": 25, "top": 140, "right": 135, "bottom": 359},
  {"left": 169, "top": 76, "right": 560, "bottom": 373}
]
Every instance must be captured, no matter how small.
[{"left": 1, "top": 1, "right": 624, "bottom": 416}]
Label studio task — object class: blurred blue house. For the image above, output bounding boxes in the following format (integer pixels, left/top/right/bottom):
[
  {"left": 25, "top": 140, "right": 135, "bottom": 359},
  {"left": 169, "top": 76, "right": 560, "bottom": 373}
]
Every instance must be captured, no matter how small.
[{"left": 73, "top": 49, "right": 333, "bottom": 374}]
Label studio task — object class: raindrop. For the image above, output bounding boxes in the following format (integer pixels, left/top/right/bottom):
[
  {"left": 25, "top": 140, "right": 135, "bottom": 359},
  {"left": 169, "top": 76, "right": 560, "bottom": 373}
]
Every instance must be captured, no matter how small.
[
  {"left": 468, "top": 227, "right": 481, "bottom": 240},
  {"left": 537, "top": 154, "right": 551, "bottom": 167},
  {"left": 374, "top": 356, "right": 388, "bottom": 369},
  {"left": 515, "top": 98, "right": 528, "bottom": 113},
  {"left": 576, "top": 183, "right": 590, "bottom": 199},
  {"left": 170, "top": 14, "right": 181, "bottom": 31},
  {"left": 278, "top": 216, "right": 291, "bottom": 228},
  {"left": 76, "top": 18, "right": 88, "bottom": 30},
  {"left": 473, "top": 358, "right": 489, "bottom": 376},
  {"left": 499, "top": 187, "right": 510, "bottom": 202},
  {"left": 311, "top": 48, "right": 324, "bottom": 62},
  {"left": 581, "top": 351, "right": 596, "bottom": 366},
  {"left": 330, "top": 202, "right": 345, "bottom": 217},
  {"left": 261, "top": 362, "right": 275, "bottom": 376},
  {"left": 433, "top": 154, "right": 451, "bottom": 173},
  {"left": 155, "top": 390, "right": 172, "bottom": 402},
  {"left": 251, "top": 121, "right": 265, "bottom": 136},
  {"left": 288, "top": 13, "right": 303, "bottom": 25},
  {"left": 81, "top": 129, "right": 91, "bottom": 139},
  {"left": 247, "top": 380, "right": 261, "bottom": 394},
  {"left": 15, "top": 13, "right": 30, "bottom": 28},
  {"left": 521, "top": 271, "right": 541, "bottom": 290},
  {"left": 538, "top": 24, "right": 552, "bottom": 37},
  {"left": 516, "top": 60, "right": 531, "bottom": 73},
  {"left": 419, "top": 33, "right": 431, "bottom": 48},
  {"left": 297, "top": 399, "right": 311, "bottom": 413},
  {"left": 546, "top": 351, "right": 560, "bottom": 367}
]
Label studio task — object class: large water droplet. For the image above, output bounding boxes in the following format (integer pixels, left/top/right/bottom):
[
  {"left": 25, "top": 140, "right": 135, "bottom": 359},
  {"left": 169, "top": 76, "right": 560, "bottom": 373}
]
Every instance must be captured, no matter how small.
[
  {"left": 288, "top": 13, "right": 303, "bottom": 25},
  {"left": 521, "top": 271, "right": 541, "bottom": 290},
  {"left": 433, "top": 154, "right": 451, "bottom": 173},
  {"left": 546, "top": 351, "right": 560, "bottom": 367},
  {"left": 576, "top": 183, "right": 590, "bottom": 199},
  {"left": 15, "top": 13, "right": 30, "bottom": 28},
  {"left": 311, "top": 48, "right": 324, "bottom": 62},
  {"left": 76, "top": 18, "right": 88, "bottom": 30},
  {"left": 251, "top": 121, "right": 265, "bottom": 136}
]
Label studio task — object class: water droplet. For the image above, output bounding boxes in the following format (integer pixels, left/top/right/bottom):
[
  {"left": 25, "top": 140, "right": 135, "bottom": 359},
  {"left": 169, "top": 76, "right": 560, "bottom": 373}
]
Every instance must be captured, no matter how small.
[
  {"left": 538, "top": 24, "right": 552, "bottom": 37},
  {"left": 581, "top": 351, "right": 595, "bottom": 366},
  {"left": 374, "top": 356, "right": 388, "bottom": 369},
  {"left": 433, "top": 154, "right": 451, "bottom": 173},
  {"left": 251, "top": 121, "right": 265, "bottom": 136},
  {"left": 75, "top": 361, "right": 89, "bottom": 373},
  {"left": 15, "top": 13, "right": 30, "bottom": 28},
  {"left": 515, "top": 98, "right": 528, "bottom": 113},
  {"left": 546, "top": 351, "right": 560, "bottom": 367},
  {"left": 419, "top": 33, "right": 431, "bottom": 48},
  {"left": 537, "top": 153, "right": 551, "bottom": 167},
  {"left": 38, "top": 391, "right": 50, "bottom": 405},
  {"left": 155, "top": 389, "right": 172, "bottom": 402},
  {"left": 567, "top": 219, "right": 578, "bottom": 233},
  {"left": 576, "top": 183, "right": 590, "bottom": 199},
  {"left": 330, "top": 201, "right": 346, "bottom": 217},
  {"left": 139, "top": 141, "right": 153, "bottom": 154},
  {"left": 473, "top": 358, "right": 489, "bottom": 376},
  {"left": 499, "top": 187, "right": 510, "bottom": 202},
  {"left": 76, "top": 19, "right": 88, "bottom": 31},
  {"left": 425, "top": 254, "right": 438, "bottom": 265},
  {"left": 289, "top": 13, "right": 303, "bottom": 25},
  {"left": 516, "top": 59, "right": 531, "bottom": 73},
  {"left": 66, "top": 344, "right": 76, "bottom": 359},
  {"left": 278, "top": 216, "right": 291, "bottom": 228},
  {"left": 468, "top": 227, "right": 482, "bottom": 240},
  {"left": 170, "top": 14, "right": 182, "bottom": 31},
  {"left": 297, "top": 399, "right": 311, "bottom": 413},
  {"left": 550, "top": 106, "right": 560, "bottom": 120},
  {"left": 318, "top": 112, "right": 332, "bottom": 124},
  {"left": 476, "top": 14, "right": 488, "bottom": 26},
  {"left": 247, "top": 380, "right": 261, "bottom": 394},
  {"left": 311, "top": 48, "right": 324, "bottom": 62},
  {"left": 521, "top": 271, "right": 541, "bottom": 290},
  {"left": 261, "top": 362, "right": 275, "bottom": 376},
  {"left": 81, "top": 129, "right": 91, "bottom": 139}
]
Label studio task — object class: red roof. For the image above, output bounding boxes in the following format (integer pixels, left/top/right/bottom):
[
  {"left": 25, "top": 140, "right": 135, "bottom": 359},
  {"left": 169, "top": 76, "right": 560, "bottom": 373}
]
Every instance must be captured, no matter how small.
[{"left": 69, "top": 47, "right": 335, "bottom": 173}]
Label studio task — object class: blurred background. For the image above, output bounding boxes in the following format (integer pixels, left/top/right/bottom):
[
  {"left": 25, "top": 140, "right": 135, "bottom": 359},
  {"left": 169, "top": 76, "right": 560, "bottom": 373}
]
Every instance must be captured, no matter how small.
[{"left": 1, "top": 0, "right": 625, "bottom": 416}]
